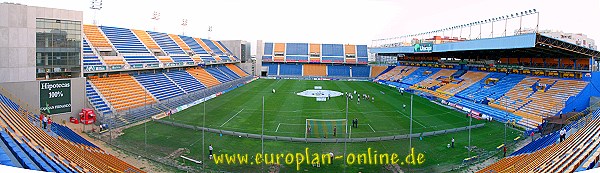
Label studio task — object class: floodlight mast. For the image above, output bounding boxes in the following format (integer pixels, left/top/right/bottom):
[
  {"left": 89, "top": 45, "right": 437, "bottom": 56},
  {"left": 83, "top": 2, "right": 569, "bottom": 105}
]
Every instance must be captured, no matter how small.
[
  {"left": 151, "top": 11, "right": 160, "bottom": 31},
  {"left": 90, "top": 0, "right": 103, "bottom": 25}
]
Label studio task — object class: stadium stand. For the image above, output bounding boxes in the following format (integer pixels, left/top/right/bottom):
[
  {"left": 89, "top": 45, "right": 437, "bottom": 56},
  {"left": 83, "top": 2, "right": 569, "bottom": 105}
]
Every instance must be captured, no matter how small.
[
  {"left": 264, "top": 63, "right": 279, "bottom": 75},
  {"left": 370, "top": 66, "right": 391, "bottom": 78},
  {"left": 216, "top": 66, "right": 241, "bottom": 80},
  {"left": 447, "top": 97, "right": 523, "bottom": 124},
  {"left": 350, "top": 65, "right": 371, "bottom": 77},
  {"left": 205, "top": 67, "right": 234, "bottom": 83},
  {"left": 164, "top": 70, "right": 206, "bottom": 94},
  {"left": 309, "top": 43, "right": 321, "bottom": 62},
  {"left": 82, "top": 39, "right": 104, "bottom": 66},
  {"left": 169, "top": 34, "right": 191, "bottom": 52},
  {"left": 478, "top": 109, "right": 600, "bottom": 173},
  {"left": 99, "top": 26, "right": 152, "bottom": 55},
  {"left": 436, "top": 71, "right": 488, "bottom": 96},
  {"left": 510, "top": 130, "right": 560, "bottom": 156},
  {"left": 327, "top": 65, "right": 351, "bottom": 77},
  {"left": 180, "top": 35, "right": 209, "bottom": 62},
  {"left": 82, "top": 24, "right": 112, "bottom": 49},
  {"left": 85, "top": 81, "right": 112, "bottom": 115},
  {"left": 89, "top": 74, "right": 156, "bottom": 112},
  {"left": 321, "top": 44, "right": 344, "bottom": 63},
  {"left": 147, "top": 31, "right": 193, "bottom": 63},
  {"left": 186, "top": 68, "right": 222, "bottom": 88},
  {"left": 0, "top": 92, "right": 145, "bottom": 172},
  {"left": 226, "top": 64, "right": 249, "bottom": 77},
  {"left": 201, "top": 39, "right": 225, "bottom": 55},
  {"left": 134, "top": 72, "right": 185, "bottom": 101},
  {"left": 51, "top": 123, "right": 98, "bottom": 148},
  {"left": 303, "top": 64, "right": 327, "bottom": 76},
  {"left": 279, "top": 63, "right": 302, "bottom": 76},
  {"left": 454, "top": 73, "right": 526, "bottom": 103}
]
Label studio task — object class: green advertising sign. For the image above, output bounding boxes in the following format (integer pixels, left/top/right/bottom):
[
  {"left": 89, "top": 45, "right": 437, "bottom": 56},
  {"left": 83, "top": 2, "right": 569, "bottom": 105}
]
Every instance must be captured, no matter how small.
[
  {"left": 413, "top": 43, "right": 433, "bottom": 53},
  {"left": 40, "top": 80, "right": 71, "bottom": 115}
]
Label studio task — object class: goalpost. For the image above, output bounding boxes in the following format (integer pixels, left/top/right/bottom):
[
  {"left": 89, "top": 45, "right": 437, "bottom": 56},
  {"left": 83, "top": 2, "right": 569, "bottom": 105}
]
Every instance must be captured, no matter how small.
[{"left": 305, "top": 119, "right": 347, "bottom": 138}]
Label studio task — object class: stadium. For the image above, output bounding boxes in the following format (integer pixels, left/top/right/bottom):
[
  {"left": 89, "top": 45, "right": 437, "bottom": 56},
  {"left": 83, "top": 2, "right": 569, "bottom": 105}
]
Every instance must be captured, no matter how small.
[{"left": 0, "top": 0, "right": 599, "bottom": 172}]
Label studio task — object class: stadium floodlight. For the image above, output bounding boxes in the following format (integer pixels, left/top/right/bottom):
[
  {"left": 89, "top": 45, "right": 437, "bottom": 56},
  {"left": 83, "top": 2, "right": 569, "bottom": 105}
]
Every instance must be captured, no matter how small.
[
  {"left": 151, "top": 11, "right": 160, "bottom": 31},
  {"left": 90, "top": 0, "right": 103, "bottom": 25},
  {"left": 181, "top": 19, "right": 188, "bottom": 35}
]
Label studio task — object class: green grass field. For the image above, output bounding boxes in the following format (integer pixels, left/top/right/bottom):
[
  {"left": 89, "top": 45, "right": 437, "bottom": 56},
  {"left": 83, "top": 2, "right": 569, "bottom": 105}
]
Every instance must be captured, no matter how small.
[{"left": 117, "top": 79, "right": 521, "bottom": 172}]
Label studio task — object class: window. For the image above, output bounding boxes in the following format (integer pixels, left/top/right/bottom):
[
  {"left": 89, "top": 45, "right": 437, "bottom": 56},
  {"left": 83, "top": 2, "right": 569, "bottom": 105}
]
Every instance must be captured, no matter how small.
[{"left": 36, "top": 18, "right": 82, "bottom": 79}]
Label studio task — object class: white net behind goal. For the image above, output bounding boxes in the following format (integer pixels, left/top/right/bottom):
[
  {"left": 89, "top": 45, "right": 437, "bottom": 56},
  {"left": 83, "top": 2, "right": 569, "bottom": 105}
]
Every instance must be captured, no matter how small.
[{"left": 305, "top": 119, "right": 347, "bottom": 138}]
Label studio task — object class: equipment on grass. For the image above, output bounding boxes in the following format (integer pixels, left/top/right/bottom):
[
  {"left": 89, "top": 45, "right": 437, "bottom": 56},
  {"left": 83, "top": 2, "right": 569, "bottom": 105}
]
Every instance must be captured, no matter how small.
[{"left": 305, "top": 119, "right": 347, "bottom": 138}]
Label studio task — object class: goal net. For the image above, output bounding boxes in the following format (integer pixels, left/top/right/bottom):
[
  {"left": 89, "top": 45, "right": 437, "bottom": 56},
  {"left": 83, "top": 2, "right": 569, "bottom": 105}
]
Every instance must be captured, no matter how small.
[{"left": 305, "top": 119, "right": 347, "bottom": 138}]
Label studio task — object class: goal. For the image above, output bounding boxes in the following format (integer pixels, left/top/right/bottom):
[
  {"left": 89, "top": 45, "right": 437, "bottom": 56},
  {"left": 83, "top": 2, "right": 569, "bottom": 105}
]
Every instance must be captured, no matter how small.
[{"left": 305, "top": 119, "right": 347, "bottom": 138}]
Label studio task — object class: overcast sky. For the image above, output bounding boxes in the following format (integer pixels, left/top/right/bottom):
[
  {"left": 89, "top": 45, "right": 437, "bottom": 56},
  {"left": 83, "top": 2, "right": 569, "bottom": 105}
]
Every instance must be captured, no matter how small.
[{"left": 9, "top": 0, "right": 600, "bottom": 53}]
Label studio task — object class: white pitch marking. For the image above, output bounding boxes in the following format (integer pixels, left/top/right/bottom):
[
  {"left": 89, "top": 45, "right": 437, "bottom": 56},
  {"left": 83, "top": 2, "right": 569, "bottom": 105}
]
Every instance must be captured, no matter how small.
[
  {"left": 220, "top": 108, "right": 245, "bottom": 127},
  {"left": 367, "top": 124, "right": 376, "bottom": 132},
  {"left": 275, "top": 123, "right": 281, "bottom": 132},
  {"left": 396, "top": 110, "right": 426, "bottom": 128}
]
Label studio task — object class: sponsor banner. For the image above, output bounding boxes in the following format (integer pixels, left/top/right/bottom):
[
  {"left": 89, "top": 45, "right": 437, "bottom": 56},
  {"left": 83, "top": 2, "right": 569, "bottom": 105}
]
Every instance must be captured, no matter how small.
[
  {"left": 40, "top": 80, "right": 71, "bottom": 115},
  {"left": 111, "top": 65, "right": 123, "bottom": 70},
  {"left": 413, "top": 43, "right": 433, "bottom": 53}
]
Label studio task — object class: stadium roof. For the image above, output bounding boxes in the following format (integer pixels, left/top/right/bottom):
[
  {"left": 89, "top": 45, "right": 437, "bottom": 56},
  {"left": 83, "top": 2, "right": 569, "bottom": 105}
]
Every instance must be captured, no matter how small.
[{"left": 371, "top": 33, "right": 600, "bottom": 59}]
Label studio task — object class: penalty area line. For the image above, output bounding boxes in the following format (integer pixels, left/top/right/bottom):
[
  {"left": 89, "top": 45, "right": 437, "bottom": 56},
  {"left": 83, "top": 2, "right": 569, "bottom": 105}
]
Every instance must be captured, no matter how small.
[
  {"left": 367, "top": 124, "right": 376, "bottom": 132},
  {"left": 396, "top": 110, "right": 427, "bottom": 128},
  {"left": 220, "top": 108, "right": 245, "bottom": 127}
]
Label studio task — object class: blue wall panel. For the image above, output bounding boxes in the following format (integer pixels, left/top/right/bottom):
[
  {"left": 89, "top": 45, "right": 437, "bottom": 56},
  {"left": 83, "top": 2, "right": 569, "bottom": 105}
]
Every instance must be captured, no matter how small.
[
  {"left": 322, "top": 44, "right": 344, "bottom": 56},
  {"left": 264, "top": 42, "right": 274, "bottom": 55},
  {"left": 285, "top": 43, "right": 308, "bottom": 55}
]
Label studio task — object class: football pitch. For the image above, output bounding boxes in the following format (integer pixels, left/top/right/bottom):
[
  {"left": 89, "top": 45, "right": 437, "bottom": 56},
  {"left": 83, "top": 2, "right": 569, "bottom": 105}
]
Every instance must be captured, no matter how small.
[{"left": 117, "top": 79, "right": 522, "bottom": 172}]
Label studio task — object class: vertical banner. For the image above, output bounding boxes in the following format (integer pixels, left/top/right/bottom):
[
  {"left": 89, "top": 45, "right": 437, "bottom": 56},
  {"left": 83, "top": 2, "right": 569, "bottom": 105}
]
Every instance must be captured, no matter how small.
[{"left": 40, "top": 80, "right": 71, "bottom": 115}]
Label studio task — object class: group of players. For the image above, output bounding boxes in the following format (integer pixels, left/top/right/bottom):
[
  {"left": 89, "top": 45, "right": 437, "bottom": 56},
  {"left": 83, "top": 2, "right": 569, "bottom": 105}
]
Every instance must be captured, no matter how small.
[{"left": 345, "top": 90, "right": 374, "bottom": 104}]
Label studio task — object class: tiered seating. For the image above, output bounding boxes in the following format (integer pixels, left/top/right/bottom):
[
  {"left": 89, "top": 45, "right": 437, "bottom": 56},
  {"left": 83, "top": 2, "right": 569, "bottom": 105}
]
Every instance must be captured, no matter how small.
[
  {"left": 85, "top": 81, "right": 111, "bottom": 115},
  {"left": 479, "top": 109, "right": 600, "bottom": 173},
  {"left": 90, "top": 74, "right": 156, "bottom": 112},
  {"left": 213, "top": 40, "right": 235, "bottom": 61},
  {"left": 0, "top": 129, "right": 39, "bottom": 170},
  {"left": 131, "top": 29, "right": 174, "bottom": 63},
  {"left": 356, "top": 45, "right": 368, "bottom": 64},
  {"left": 0, "top": 140, "right": 15, "bottom": 167},
  {"left": 147, "top": 31, "right": 194, "bottom": 63},
  {"left": 180, "top": 35, "right": 209, "bottom": 62},
  {"left": 279, "top": 63, "right": 302, "bottom": 76},
  {"left": 205, "top": 67, "right": 233, "bottom": 83},
  {"left": 217, "top": 41, "right": 238, "bottom": 60},
  {"left": 225, "top": 64, "right": 249, "bottom": 77},
  {"left": 264, "top": 63, "right": 279, "bottom": 75},
  {"left": 350, "top": 65, "right": 370, "bottom": 77},
  {"left": 321, "top": 44, "right": 344, "bottom": 63},
  {"left": 164, "top": 70, "right": 206, "bottom": 94},
  {"left": 100, "top": 26, "right": 159, "bottom": 65},
  {"left": 327, "top": 65, "right": 350, "bottom": 77},
  {"left": 0, "top": 99, "right": 145, "bottom": 172},
  {"left": 302, "top": 64, "right": 327, "bottom": 76},
  {"left": 82, "top": 39, "right": 103, "bottom": 66},
  {"left": 187, "top": 68, "right": 221, "bottom": 88},
  {"left": 99, "top": 26, "right": 151, "bottom": 54},
  {"left": 370, "top": 66, "right": 390, "bottom": 78},
  {"left": 51, "top": 123, "right": 98, "bottom": 148},
  {"left": 447, "top": 97, "right": 522, "bottom": 123},
  {"left": 510, "top": 130, "right": 559, "bottom": 156},
  {"left": 476, "top": 154, "right": 526, "bottom": 173},
  {"left": 201, "top": 39, "right": 225, "bottom": 55},
  {"left": 82, "top": 24, "right": 112, "bottom": 48},
  {"left": 169, "top": 34, "right": 191, "bottom": 53},
  {"left": 216, "top": 66, "right": 241, "bottom": 80},
  {"left": 490, "top": 77, "right": 539, "bottom": 112},
  {"left": 134, "top": 72, "right": 184, "bottom": 101},
  {"left": 516, "top": 79, "right": 587, "bottom": 121},
  {"left": 376, "top": 66, "right": 404, "bottom": 80},
  {"left": 454, "top": 73, "right": 521, "bottom": 102},
  {"left": 402, "top": 67, "right": 440, "bottom": 85},
  {"left": 436, "top": 71, "right": 488, "bottom": 96},
  {"left": 412, "top": 69, "right": 457, "bottom": 99}
]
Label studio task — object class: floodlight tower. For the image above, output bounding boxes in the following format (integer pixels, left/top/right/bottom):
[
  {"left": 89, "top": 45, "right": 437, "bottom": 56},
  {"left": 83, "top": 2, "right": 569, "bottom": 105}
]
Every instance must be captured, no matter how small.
[
  {"left": 181, "top": 19, "right": 188, "bottom": 35},
  {"left": 90, "top": 0, "right": 103, "bottom": 25},
  {"left": 152, "top": 11, "right": 161, "bottom": 31},
  {"left": 208, "top": 26, "right": 213, "bottom": 39}
]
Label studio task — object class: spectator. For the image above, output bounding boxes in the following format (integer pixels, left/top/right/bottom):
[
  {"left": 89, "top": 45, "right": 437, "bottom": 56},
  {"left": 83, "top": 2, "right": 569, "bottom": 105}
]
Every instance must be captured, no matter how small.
[
  {"left": 503, "top": 146, "right": 507, "bottom": 157},
  {"left": 42, "top": 115, "right": 48, "bottom": 129},
  {"left": 209, "top": 144, "right": 213, "bottom": 160},
  {"left": 47, "top": 117, "right": 52, "bottom": 132},
  {"left": 451, "top": 137, "right": 455, "bottom": 148}
]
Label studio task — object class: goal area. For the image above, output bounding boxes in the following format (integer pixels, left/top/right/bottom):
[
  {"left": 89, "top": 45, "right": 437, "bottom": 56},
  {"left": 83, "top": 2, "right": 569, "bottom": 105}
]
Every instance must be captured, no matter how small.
[{"left": 305, "top": 119, "right": 347, "bottom": 138}]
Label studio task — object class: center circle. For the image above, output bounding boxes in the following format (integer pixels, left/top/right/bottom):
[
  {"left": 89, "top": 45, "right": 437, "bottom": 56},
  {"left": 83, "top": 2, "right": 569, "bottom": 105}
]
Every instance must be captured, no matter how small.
[{"left": 296, "top": 89, "right": 343, "bottom": 98}]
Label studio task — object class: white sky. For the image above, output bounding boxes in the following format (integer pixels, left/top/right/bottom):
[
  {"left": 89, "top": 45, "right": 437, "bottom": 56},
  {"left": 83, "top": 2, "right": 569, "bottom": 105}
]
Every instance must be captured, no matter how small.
[{"left": 8, "top": 0, "right": 600, "bottom": 54}]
